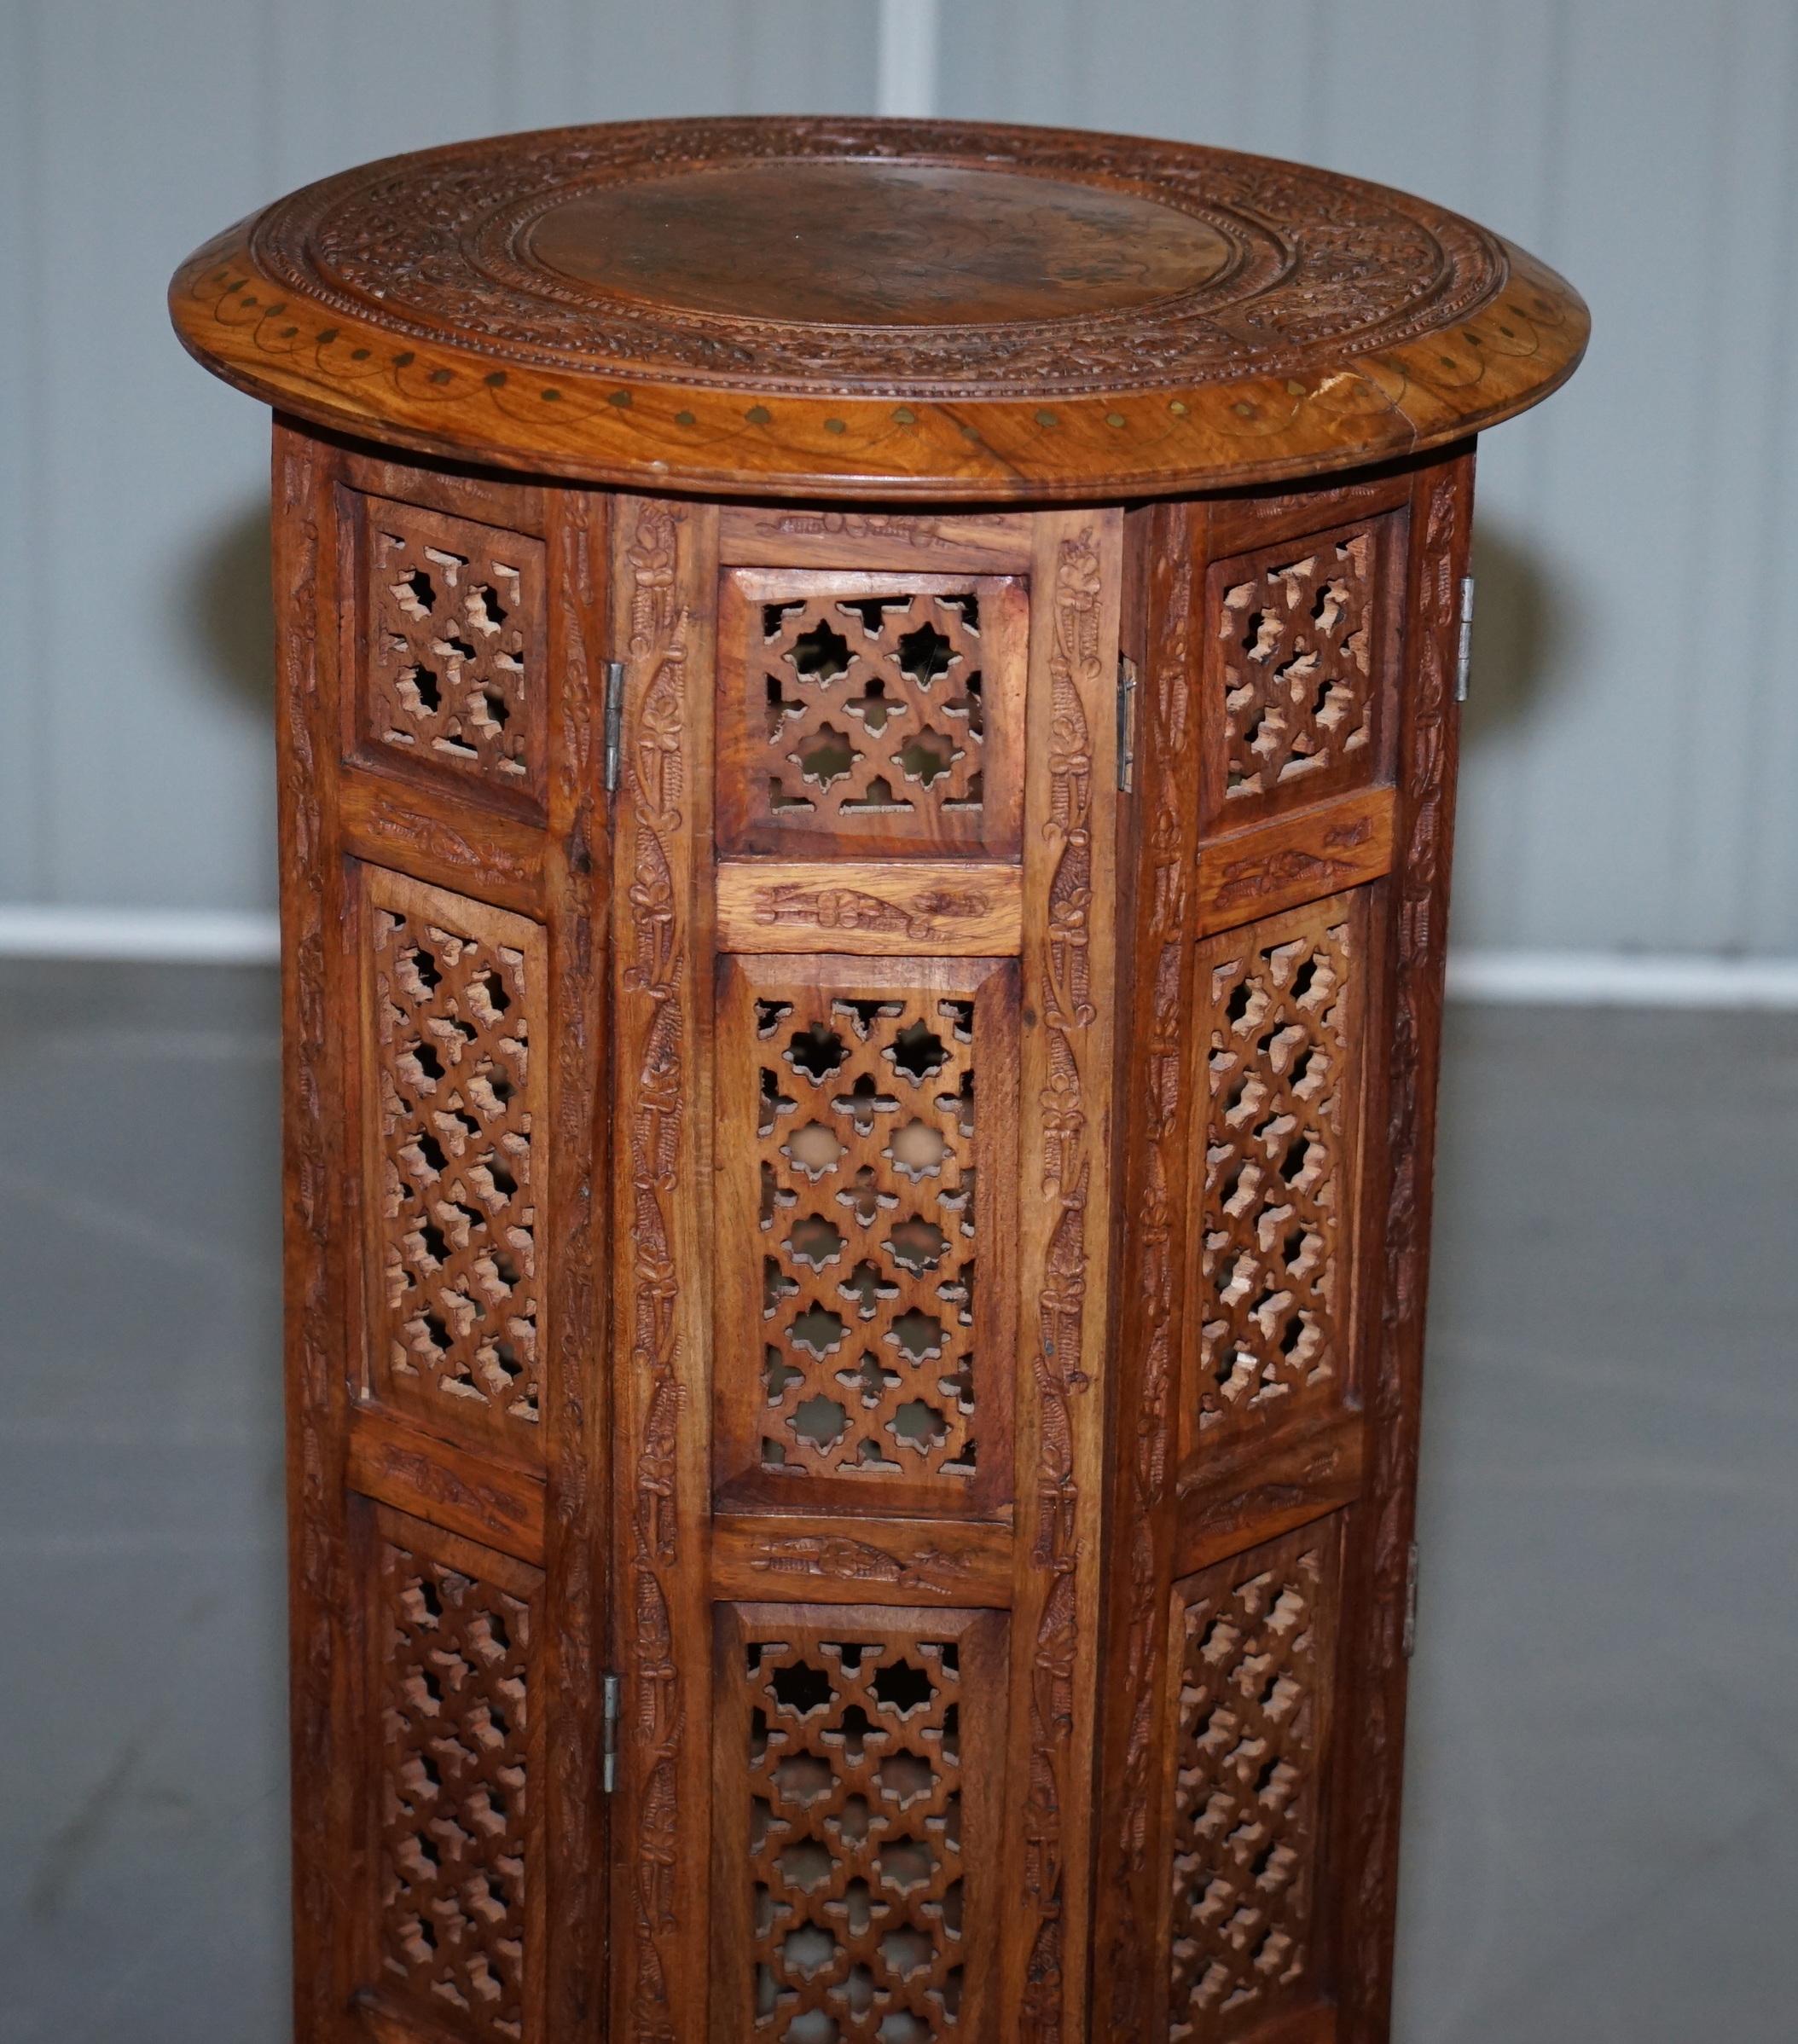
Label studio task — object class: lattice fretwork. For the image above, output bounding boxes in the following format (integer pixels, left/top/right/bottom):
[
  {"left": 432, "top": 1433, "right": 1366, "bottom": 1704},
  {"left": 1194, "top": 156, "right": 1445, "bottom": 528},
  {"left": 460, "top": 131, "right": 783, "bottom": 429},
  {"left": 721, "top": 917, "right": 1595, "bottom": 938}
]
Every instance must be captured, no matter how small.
[
  {"left": 362, "top": 498, "right": 545, "bottom": 802},
  {"left": 1211, "top": 525, "right": 1379, "bottom": 811},
  {"left": 745, "top": 1626, "right": 967, "bottom": 2042},
  {"left": 719, "top": 571, "right": 1027, "bottom": 857},
  {"left": 1167, "top": 1522, "right": 1339, "bottom": 2040},
  {"left": 368, "top": 874, "right": 542, "bottom": 1444},
  {"left": 376, "top": 1520, "right": 537, "bottom": 2042},
  {"left": 1195, "top": 900, "right": 1360, "bottom": 1436},
  {"left": 754, "top": 985, "right": 979, "bottom": 1483}
]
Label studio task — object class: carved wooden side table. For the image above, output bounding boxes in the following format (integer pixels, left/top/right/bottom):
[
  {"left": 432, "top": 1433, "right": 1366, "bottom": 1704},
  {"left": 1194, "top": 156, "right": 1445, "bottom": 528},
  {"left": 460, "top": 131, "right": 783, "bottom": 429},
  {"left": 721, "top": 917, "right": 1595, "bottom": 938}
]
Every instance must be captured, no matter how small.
[{"left": 171, "top": 117, "right": 1585, "bottom": 2044}]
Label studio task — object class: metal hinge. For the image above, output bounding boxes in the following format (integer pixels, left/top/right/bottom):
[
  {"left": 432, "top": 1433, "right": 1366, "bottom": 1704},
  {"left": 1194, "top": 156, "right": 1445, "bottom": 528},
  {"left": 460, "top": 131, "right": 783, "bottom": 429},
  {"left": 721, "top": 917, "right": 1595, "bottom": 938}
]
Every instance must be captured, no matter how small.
[
  {"left": 1454, "top": 576, "right": 1476, "bottom": 704},
  {"left": 601, "top": 659, "right": 625, "bottom": 795},
  {"left": 601, "top": 1671, "right": 621, "bottom": 1792},
  {"left": 1401, "top": 1543, "right": 1421, "bottom": 1659},
  {"left": 1116, "top": 652, "right": 1139, "bottom": 791}
]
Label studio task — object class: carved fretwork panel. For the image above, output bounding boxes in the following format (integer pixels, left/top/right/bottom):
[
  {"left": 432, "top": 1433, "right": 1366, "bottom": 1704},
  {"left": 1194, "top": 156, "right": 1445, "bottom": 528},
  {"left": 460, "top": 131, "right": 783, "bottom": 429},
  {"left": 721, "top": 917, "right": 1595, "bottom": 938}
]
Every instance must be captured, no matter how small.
[
  {"left": 1202, "top": 517, "right": 1397, "bottom": 827},
  {"left": 369, "top": 1508, "right": 542, "bottom": 2043},
  {"left": 714, "top": 1603, "right": 1006, "bottom": 2044},
  {"left": 1186, "top": 894, "right": 1366, "bottom": 1454},
  {"left": 1165, "top": 1519, "right": 1341, "bottom": 2041},
  {"left": 716, "top": 953, "right": 1018, "bottom": 1517},
  {"left": 356, "top": 495, "right": 547, "bottom": 808},
  {"left": 362, "top": 867, "right": 547, "bottom": 1460},
  {"left": 717, "top": 570, "right": 1028, "bottom": 860}
]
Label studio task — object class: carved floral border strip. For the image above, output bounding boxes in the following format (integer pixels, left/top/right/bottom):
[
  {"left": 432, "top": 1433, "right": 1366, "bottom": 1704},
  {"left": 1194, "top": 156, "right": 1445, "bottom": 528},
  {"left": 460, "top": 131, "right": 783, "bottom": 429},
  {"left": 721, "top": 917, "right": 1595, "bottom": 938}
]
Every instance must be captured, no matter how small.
[
  {"left": 1017, "top": 529, "right": 1105, "bottom": 2041},
  {"left": 618, "top": 499, "right": 690, "bottom": 2044}
]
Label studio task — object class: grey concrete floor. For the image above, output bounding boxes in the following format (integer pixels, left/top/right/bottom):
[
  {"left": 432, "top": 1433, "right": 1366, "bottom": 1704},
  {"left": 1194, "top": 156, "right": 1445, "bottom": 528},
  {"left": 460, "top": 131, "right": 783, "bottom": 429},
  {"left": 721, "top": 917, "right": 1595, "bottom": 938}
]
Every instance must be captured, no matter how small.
[{"left": 0, "top": 964, "right": 1792, "bottom": 2041}]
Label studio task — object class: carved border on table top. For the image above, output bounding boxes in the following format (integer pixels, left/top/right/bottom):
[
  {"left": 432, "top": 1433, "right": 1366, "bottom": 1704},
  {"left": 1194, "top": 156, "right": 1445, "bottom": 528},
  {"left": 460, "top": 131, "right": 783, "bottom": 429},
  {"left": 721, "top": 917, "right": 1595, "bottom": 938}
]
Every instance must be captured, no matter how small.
[
  {"left": 175, "top": 241, "right": 1580, "bottom": 507},
  {"left": 1017, "top": 529, "right": 1105, "bottom": 2042},
  {"left": 171, "top": 116, "right": 1587, "bottom": 506},
  {"left": 241, "top": 119, "right": 1506, "bottom": 396},
  {"left": 618, "top": 498, "right": 690, "bottom": 2044}
]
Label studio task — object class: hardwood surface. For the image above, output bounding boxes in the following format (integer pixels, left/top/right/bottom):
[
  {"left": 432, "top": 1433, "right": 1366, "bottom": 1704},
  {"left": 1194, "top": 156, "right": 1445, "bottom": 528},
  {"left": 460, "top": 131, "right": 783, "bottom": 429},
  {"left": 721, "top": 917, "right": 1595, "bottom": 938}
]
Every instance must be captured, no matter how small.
[
  {"left": 170, "top": 117, "right": 1586, "bottom": 502},
  {"left": 177, "top": 121, "right": 1581, "bottom": 2044}
]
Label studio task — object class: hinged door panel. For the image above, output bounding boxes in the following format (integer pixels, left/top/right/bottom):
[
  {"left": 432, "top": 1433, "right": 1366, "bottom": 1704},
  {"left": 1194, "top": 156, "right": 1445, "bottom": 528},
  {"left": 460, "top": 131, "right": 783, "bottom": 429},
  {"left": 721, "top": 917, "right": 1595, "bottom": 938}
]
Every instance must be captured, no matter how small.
[
  {"left": 274, "top": 426, "right": 612, "bottom": 2044},
  {"left": 609, "top": 499, "right": 1123, "bottom": 2044}
]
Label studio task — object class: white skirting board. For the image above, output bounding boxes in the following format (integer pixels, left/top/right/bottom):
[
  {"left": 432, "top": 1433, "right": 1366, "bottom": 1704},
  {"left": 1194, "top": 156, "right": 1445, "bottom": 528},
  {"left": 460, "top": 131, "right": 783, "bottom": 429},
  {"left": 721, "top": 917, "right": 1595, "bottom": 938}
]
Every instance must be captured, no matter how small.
[
  {"left": 0, "top": 907, "right": 1795, "bottom": 1009},
  {"left": 0, "top": 907, "right": 281, "bottom": 964},
  {"left": 1444, "top": 950, "right": 1798, "bottom": 1010}
]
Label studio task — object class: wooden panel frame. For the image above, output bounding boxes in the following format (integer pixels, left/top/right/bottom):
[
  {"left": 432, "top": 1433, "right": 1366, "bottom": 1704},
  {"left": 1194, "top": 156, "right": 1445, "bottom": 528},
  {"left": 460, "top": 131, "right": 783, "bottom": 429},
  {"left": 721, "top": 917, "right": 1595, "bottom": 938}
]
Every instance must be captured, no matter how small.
[
  {"left": 276, "top": 420, "right": 612, "bottom": 2044},
  {"left": 716, "top": 859, "right": 1022, "bottom": 957},
  {"left": 716, "top": 567, "right": 1029, "bottom": 861},
  {"left": 710, "top": 1513, "right": 1014, "bottom": 1610},
  {"left": 719, "top": 503, "right": 1035, "bottom": 575},
  {"left": 1329, "top": 449, "right": 1476, "bottom": 2041},
  {"left": 710, "top": 1600, "right": 1009, "bottom": 2044},
  {"left": 344, "top": 489, "right": 551, "bottom": 816},
  {"left": 608, "top": 491, "right": 719, "bottom": 2044},
  {"left": 355, "top": 864, "right": 551, "bottom": 1467},
  {"left": 1091, "top": 497, "right": 1205, "bottom": 2041},
  {"left": 1000, "top": 507, "right": 1122, "bottom": 2042},
  {"left": 1091, "top": 450, "right": 1473, "bottom": 2044},
  {"left": 1197, "top": 788, "right": 1395, "bottom": 939},
  {"left": 1178, "top": 889, "right": 1374, "bottom": 1473},
  {"left": 712, "top": 950, "right": 1020, "bottom": 1521}
]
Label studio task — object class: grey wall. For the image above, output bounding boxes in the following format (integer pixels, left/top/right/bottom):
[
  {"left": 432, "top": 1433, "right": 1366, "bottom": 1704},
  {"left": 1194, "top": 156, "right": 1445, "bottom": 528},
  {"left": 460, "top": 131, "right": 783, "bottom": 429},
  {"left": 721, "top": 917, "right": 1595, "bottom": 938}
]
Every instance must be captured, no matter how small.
[
  {"left": 0, "top": 0, "right": 879, "bottom": 913},
  {"left": 5, "top": 0, "right": 1796, "bottom": 955}
]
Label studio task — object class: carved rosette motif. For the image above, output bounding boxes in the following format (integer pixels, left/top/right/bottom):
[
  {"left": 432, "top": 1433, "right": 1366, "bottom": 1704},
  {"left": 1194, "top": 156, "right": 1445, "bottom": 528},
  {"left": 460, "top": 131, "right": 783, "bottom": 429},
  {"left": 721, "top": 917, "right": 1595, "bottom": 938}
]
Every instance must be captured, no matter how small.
[
  {"left": 619, "top": 499, "right": 689, "bottom": 2044},
  {"left": 1018, "top": 532, "right": 1105, "bottom": 2041}
]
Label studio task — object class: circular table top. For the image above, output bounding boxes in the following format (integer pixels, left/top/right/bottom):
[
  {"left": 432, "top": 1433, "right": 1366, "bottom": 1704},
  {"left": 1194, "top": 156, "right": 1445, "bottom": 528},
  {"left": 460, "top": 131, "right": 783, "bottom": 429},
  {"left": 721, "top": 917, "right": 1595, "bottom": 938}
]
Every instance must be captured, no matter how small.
[{"left": 170, "top": 116, "right": 1587, "bottom": 502}]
